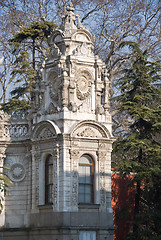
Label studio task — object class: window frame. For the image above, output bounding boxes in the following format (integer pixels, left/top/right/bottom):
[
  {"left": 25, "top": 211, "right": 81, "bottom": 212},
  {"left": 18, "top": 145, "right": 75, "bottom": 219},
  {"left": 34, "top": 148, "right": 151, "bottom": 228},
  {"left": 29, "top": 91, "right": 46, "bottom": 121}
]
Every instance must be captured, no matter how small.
[
  {"left": 78, "top": 154, "right": 94, "bottom": 204},
  {"left": 45, "top": 155, "right": 53, "bottom": 205}
]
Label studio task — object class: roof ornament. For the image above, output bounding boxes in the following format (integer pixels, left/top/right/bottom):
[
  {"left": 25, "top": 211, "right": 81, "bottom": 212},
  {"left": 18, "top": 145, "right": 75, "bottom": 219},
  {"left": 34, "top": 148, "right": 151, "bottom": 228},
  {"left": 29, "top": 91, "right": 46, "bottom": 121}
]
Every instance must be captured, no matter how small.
[
  {"left": 67, "top": 2, "right": 75, "bottom": 12},
  {"left": 60, "top": 2, "right": 77, "bottom": 31}
]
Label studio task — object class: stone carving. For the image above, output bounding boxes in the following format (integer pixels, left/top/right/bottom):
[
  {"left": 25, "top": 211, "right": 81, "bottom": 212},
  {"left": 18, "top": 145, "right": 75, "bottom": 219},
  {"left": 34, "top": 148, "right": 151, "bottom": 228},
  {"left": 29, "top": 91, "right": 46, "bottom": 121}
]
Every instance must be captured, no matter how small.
[
  {"left": 46, "top": 103, "right": 60, "bottom": 114},
  {"left": 33, "top": 151, "right": 41, "bottom": 162},
  {"left": 68, "top": 102, "right": 77, "bottom": 112},
  {"left": 99, "top": 152, "right": 107, "bottom": 208},
  {"left": 36, "top": 128, "right": 56, "bottom": 139},
  {"left": 0, "top": 125, "right": 3, "bottom": 137},
  {"left": 70, "top": 149, "right": 79, "bottom": 206},
  {"left": 70, "top": 150, "right": 80, "bottom": 158},
  {"left": 61, "top": 2, "right": 77, "bottom": 31},
  {"left": 76, "top": 73, "right": 91, "bottom": 100},
  {"left": 73, "top": 123, "right": 107, "bottom": 139},
  {"left": 73, "top": 42, "right": 93, "bottom": 57},
  {"left": 49, "top": 71, "right": 59, "bottom": 100},
  {"left": 10, "top": 111, "right": 28, "bottom": 120},
  {"left": 50, "top": 43, "right": 60, "bottom": 59},
  {"left": 96, "top": 104, "right": 104, "bottom": 115},
  {"left": 77, "top": 127, "right": 98, "bottom": 138},
  {"left": 9, "top": 163, "right": 26, "bottom": 182},
  {"left": 71, "top": 171, "right": 78, "bottom": 206},
  {"left": 53, "top": 148, "right": 58, "bottom": 209},
  {"left": 99, "top": 143, "right": 106, "bottom": 149},
  {"left": 9, "top": 125, "right": 29, "bottom": 138}
]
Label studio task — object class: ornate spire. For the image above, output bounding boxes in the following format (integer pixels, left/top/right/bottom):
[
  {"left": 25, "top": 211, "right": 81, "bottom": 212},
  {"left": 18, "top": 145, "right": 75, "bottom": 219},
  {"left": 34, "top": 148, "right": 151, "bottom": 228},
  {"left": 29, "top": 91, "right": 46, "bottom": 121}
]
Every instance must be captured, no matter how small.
[
  {"left": 60, "top": 2, "right": 77, "bottom": 31},
  {"left": 67, "top": 2, "right": 75, "bottom": 12}
]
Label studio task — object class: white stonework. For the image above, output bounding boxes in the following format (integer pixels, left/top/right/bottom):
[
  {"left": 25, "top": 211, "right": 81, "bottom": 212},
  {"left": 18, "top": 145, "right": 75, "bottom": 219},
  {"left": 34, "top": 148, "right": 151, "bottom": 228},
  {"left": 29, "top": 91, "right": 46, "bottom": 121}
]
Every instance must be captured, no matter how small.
[{"left": 0, "top": 3, "right": 114, "bottom": 240}]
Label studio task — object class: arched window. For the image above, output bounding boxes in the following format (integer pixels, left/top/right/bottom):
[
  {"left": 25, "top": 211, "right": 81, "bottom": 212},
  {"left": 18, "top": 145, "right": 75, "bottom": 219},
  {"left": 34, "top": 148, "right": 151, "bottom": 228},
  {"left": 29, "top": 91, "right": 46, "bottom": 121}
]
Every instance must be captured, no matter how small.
[
  {"left": 45, "top": 155, "right": 53, "bottom": 204},
  {"left": 78, "top": 154, "right": 94, "bottom": 204}
]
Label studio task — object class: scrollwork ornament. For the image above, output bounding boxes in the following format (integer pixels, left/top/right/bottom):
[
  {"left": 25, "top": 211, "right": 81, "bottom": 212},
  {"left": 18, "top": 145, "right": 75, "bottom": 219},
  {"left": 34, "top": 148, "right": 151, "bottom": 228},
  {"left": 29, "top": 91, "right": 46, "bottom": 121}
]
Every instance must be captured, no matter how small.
[
  {"left": 70, "top": 149, "right": 80, "bottom": 158},
  {"left": 33, "top": 152, "right": 41, "bottom": 161},
  {"left": 98, "top": 152, "right": 107, "bottom": 159}
]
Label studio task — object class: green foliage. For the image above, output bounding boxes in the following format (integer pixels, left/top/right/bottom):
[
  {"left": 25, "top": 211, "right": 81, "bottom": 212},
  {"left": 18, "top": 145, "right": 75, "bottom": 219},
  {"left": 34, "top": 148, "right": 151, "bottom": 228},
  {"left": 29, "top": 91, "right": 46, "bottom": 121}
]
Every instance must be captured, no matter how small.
[
  {"left": 2, "top": 21, "right": 57, "bottom": 113},
  {"left": 9, "top": 21, "right": 56, "bottom": 44},
  {"left": 2, "top": 99, "right": 31, "bottom": 113},
  {"left": 112, "top": 41, "right": 161, "bottom": 239},
  {"left": 0, "top": 167, "right": 12, "bottom": 214}
]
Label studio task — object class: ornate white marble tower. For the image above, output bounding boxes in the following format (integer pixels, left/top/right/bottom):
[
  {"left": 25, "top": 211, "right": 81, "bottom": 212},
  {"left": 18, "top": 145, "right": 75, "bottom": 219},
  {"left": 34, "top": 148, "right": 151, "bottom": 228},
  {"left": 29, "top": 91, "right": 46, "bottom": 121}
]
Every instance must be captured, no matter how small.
[{"left": 0, "top": 3, "right": 114, "bottom": 240}]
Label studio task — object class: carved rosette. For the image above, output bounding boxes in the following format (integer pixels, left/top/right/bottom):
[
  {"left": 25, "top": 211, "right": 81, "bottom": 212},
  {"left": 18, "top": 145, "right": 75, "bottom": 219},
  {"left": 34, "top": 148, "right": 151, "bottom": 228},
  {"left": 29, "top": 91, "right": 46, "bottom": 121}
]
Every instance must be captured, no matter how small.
[
  {"left": 76, "top": 70, "right": 92, "bottom": 100},
  {"left": 70, "top": 149, "right": 80, "bottom": 206},
  {"left": 9, "top": 163, "right": 26, "bottom": 182},
  {"left": 98, "top": 152, "right": 107, "bottom": 208}
]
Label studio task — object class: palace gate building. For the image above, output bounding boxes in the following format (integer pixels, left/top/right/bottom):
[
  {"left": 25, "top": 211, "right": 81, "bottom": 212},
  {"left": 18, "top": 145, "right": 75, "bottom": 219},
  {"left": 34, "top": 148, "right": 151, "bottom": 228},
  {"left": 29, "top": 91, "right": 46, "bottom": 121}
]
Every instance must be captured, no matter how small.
[{"left": 0, "top": 3, "right": 114, "bottom": 240}]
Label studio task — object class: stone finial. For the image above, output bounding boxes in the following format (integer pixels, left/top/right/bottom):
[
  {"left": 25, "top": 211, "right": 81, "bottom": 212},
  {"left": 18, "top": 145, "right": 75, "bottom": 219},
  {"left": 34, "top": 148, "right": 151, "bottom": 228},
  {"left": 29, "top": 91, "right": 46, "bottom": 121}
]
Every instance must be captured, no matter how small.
[
  {"left": 67, "top": 2, "right": 75, "bottom": 12},
  {"left": 60, "top": 2, "right": 77, "bottom": 31}
]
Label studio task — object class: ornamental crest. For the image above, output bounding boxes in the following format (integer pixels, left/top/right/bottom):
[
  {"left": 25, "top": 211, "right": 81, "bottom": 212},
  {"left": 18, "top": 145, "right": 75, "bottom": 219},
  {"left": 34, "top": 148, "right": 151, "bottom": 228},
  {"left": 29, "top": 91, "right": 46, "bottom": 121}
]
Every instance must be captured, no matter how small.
[
  {"left": 48, "top": 71, "right": 59, "bottom": 100},
  {"left": 76, "top": 70, "right": 92, "bottom": 100}
]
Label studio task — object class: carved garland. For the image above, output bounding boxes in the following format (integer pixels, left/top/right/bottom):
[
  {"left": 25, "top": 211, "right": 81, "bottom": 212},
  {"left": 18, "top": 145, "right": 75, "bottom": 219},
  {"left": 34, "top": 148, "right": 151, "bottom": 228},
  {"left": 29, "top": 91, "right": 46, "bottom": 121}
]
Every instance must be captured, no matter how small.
[
  {"left": 52, "top": 148, "right": 58, "bottom": 209},
  {"left": 70, "top": 149, "right": 80, "bottom": 206},
  {"left": 99, "top": 152, "right": 107, "bottom": 208}
]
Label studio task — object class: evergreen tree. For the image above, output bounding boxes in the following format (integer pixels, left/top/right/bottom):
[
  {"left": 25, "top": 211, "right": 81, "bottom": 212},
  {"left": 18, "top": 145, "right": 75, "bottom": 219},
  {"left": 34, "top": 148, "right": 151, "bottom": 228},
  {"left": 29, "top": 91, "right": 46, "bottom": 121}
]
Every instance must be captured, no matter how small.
[
  {"left": 2, "top": 21, "right": 57, "bottom": 112},
  {"left": 112, "top": 41, "right": 161, "bottom": 240}
]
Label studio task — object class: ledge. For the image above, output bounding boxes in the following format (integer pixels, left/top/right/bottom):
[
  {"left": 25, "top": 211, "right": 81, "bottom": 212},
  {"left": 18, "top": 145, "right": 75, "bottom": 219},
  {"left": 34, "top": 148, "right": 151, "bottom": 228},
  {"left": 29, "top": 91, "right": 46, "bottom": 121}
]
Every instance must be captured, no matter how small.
[
  {"left": 38, "top": 204, "right": 53, "bottom": 211},
  {"left": 78, "top": 204, "right": 100, "bottom": 210}
]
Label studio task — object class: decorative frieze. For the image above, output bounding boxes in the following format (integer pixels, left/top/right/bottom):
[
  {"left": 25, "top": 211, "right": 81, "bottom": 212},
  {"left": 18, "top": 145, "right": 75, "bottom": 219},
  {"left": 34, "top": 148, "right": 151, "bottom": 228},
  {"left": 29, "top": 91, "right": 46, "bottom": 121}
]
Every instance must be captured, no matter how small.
[{"left": 9, "top": 124, "right": 29, "bottom": 138}]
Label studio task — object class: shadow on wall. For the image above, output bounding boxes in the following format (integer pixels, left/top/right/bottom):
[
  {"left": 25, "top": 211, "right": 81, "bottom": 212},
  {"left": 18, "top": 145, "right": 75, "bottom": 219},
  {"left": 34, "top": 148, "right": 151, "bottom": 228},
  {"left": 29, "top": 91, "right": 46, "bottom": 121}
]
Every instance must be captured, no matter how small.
[{"left": 111, "top": 172, "right": 136, "bottom": 240}]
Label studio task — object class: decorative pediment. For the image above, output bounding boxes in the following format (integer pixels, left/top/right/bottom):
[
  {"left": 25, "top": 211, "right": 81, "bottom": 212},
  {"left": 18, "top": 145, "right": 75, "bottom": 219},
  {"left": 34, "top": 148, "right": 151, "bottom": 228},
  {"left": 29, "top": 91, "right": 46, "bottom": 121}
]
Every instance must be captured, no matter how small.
[
  {"left": 71, "top": 29, "right": 94, "bottom": 43},
  {"left": 71, "top": 121, "right": 111, "bottom": 139},
  {"left": 32, "top": 120, "right": 61, "bottom": 140},
  {"left": 72, "top": 124, "right": 106, "bottom": 139},
  {"left": 36, "top": 127, "right": 56, "bottom": 139}
]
